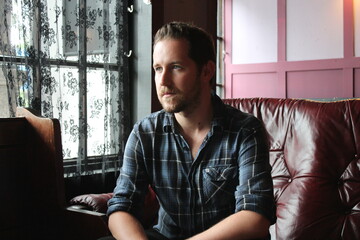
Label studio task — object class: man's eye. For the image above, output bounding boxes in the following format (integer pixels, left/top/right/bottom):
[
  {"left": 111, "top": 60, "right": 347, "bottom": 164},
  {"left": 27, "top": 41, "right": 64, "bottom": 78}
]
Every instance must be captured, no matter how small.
[
  {"left": 173, "top": 65, "right": 182, "bottom": 70},
  {"left": 154, "top": 67, "right": 162, "bottom": 72}
]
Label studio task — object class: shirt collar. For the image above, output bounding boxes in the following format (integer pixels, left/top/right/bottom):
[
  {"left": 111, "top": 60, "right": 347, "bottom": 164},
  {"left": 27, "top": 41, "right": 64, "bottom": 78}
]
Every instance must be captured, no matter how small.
[
  {"left": 210, "top": 92, "right": 226, "bottom": 133},
  {"left": 163, "top": 111, "right": 176, "bottom": 133}
]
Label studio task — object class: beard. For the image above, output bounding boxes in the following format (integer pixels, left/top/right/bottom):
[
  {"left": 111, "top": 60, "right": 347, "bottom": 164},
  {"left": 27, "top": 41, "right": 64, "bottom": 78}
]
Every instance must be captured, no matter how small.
[{"left": 158, "top": 80, "right": 201, "bottom": 114}]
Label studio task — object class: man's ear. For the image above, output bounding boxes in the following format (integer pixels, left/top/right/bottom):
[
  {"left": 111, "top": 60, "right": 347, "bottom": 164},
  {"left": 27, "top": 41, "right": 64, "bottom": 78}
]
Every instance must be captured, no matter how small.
[{"left": 201, "top": 60, "right": 216, "bottom": 83}]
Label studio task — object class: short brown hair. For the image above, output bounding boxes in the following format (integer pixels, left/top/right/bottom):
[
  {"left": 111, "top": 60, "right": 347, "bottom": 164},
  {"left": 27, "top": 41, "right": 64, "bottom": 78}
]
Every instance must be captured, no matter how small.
[{"left": 154, "top": 22, "right": 216, "bottom": 72}]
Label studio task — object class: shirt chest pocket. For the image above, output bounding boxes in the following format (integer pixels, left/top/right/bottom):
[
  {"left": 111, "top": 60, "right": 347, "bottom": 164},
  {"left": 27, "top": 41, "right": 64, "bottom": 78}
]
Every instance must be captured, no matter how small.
[{"left": 202, "top": 165, "right": 238, "bottom": 205}]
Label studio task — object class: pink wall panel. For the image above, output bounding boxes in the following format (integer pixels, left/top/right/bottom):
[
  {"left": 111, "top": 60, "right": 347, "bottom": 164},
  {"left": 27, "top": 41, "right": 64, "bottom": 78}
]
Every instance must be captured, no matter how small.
[
  {"left": 224, "top": 0, "right": 359, "bottom": 99},
  {"left": 355, "top": 68, "right": 360, "bottom": 98},
  {"left": 287, "top": 70, "right": 343, "bottom": 99},
  {"left": 232, "top": 72, "right": 278, "bottom": 98}
]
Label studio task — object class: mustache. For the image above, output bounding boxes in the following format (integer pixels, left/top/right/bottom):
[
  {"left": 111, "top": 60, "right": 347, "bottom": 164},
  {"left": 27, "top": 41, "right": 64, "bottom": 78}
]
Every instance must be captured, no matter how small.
[{"left": 159, "top": 88, "right": 178, "bottom": 95}]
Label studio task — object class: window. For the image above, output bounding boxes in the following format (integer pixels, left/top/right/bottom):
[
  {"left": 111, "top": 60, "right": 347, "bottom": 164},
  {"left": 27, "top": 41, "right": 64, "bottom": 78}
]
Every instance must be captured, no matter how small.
[{"left": 0, "top": 0, "right": 131, "bottom": 176}]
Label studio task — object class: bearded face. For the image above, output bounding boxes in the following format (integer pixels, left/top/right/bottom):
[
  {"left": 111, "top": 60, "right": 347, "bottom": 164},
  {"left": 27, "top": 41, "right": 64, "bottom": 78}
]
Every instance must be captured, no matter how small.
[
  {"left": 157, "top": 76, "right": 201, "bottom": 113},
  {"left": 153, "top": 38, "right": 203, "bottom": 114}
]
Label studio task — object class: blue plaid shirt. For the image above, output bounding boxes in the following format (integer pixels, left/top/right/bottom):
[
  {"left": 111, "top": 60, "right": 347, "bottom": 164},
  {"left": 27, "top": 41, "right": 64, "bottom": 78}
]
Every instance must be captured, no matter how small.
[{"left": 108, "top": 94, "right": 275, "bottom": 239}]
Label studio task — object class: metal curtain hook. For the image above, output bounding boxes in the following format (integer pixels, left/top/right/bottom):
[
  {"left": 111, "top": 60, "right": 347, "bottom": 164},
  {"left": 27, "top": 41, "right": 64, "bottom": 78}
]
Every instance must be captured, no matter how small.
[{"left": 124, "top": 50, "right": 132, "bottom": 57}]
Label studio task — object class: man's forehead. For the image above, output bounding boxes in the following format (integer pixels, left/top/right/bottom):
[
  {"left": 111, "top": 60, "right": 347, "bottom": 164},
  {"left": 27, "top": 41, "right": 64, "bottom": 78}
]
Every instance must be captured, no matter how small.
[
  {"left": 154, "top": 38, "right": 189, "bottom": 52},
  {"left": 153, "top": 39, "right": 190, "bottom": 61}
]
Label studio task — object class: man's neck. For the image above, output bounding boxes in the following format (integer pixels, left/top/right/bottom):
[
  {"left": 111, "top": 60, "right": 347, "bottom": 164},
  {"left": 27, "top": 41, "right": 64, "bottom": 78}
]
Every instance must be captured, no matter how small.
[
  {"left": 175, "top": 96, "right": 213, "bottom": 159},
  {"left": 174, "top": 93, "right": 213, "bottom": 159},
  {"left": 174, "top": 94, "right": 213, "bottom": 134}
]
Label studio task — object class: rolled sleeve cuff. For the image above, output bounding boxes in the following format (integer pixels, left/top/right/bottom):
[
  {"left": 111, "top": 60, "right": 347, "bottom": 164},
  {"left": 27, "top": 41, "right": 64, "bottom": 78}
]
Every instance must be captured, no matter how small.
[{"left": 106, "top": 197, "right": 134, "bottom": 217}]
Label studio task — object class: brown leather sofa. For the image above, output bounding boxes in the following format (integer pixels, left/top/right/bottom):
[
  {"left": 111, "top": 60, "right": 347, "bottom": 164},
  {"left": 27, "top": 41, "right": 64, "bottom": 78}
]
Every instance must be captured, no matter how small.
[{"left": 69, "top": 98, "right": 360, "bottom": 240}]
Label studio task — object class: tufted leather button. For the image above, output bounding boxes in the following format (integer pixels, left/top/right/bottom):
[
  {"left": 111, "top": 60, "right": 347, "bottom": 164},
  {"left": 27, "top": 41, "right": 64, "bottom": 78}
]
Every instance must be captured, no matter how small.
[
  {"left": 337, "top": 179, "right": 343, "bottom": 185},
  {"left": 288, "top": 178, "right": 292, "bottom": 183}
]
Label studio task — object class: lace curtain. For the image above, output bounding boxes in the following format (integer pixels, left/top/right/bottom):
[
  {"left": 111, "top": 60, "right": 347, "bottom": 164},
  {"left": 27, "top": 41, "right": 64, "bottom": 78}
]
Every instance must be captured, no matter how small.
[{"left": 0, "top": 0, "right": 131, "bottom": 177}]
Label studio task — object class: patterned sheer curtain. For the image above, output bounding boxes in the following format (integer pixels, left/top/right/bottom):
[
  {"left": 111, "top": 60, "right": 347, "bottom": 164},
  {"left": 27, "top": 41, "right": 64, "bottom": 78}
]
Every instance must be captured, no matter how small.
[{"left": 0, "top": 0, "right": 131, "bottom": 177}]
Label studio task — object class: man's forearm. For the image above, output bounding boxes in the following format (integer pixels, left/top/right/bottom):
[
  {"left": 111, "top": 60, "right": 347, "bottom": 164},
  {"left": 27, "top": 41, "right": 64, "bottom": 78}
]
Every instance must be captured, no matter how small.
[
  {"left": 108, "top": 211, "right": 148, "bottom": 240},
  {"left": 187, "top": 210, "right": 270, "bottom": 240}
]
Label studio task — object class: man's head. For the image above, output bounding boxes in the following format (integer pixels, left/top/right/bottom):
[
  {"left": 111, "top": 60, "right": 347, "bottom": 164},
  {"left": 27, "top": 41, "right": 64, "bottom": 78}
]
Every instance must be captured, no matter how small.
[
  {"left": 153, "top": 22, "right": 216, "bottom": 78},
  {"left": 152, "top": 22, "right": 216, "bottom": 114}
]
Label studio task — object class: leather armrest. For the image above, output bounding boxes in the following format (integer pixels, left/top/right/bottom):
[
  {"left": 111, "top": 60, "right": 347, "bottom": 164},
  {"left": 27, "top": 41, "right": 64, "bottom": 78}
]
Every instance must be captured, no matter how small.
[
  {"left": 66, "top": 205, "right": 106, "bottom": 216},
  {"left": 69, "top": 193, "right": 113, "bottom": 214},
  {"left": 68, "top": 185, "right": 159, "bottom": 229}
]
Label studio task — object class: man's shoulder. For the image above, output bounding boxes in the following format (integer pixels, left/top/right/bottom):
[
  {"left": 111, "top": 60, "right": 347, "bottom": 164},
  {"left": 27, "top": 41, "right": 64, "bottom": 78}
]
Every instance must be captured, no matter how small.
[
  {"left": 222, "top": 104, "right": 263, "bottom": 130},
  {"left": 212, "top": 93, "right": 262, "bottom": 130}
]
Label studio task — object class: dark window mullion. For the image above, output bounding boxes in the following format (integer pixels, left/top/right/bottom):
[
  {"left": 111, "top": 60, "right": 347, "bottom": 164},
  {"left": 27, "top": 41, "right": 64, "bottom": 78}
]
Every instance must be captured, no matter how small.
[
  {"left": 78, "top": 0, "right": 88, "bottom": 174},
  {"left": 33, "top": 4, "right": 41, "bottom": 111}
]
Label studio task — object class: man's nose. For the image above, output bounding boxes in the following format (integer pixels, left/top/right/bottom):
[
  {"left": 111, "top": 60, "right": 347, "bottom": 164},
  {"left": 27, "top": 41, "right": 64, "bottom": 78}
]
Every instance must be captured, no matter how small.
[{"left": 158, "top": 69, "right": 171, "bottom": 87}]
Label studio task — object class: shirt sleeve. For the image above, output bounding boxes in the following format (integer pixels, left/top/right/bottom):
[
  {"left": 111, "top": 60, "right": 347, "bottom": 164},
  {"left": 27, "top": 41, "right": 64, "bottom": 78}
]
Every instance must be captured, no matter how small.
[
  {"left": 235, "top": 117, "right": 276, "bottom": 224},
  {"left": 107, "top": 128, "right": 149, "bottom": 218}
]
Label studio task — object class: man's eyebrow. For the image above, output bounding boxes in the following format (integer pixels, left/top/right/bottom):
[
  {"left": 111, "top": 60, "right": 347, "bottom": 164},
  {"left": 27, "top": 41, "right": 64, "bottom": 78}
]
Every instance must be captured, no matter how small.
[{"left": 153, "top": 61, "right": 183, "bottom": 67}]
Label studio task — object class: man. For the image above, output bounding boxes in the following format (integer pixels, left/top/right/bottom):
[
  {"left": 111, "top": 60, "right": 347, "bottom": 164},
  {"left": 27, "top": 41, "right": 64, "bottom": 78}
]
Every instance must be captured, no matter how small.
[{"left": 106, "top": 22, "right": 276, "bottom": 240}]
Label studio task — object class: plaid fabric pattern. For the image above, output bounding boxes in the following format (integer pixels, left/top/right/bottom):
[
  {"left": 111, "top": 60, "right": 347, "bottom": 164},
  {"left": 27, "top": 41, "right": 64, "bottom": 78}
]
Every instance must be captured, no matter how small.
[{"left": 108, "top": 94, "right": 275, "bottom": 239}]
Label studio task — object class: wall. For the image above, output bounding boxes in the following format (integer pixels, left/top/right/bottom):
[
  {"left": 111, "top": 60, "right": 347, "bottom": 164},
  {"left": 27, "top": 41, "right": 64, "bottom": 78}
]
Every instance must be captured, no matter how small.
[
  {"left": 224, "top": 0, "right": 360, "bottom": 99},
  {"left": 131, "top": 0, "right": 153, "bottom": 123},
  {"left": 162, "top": 0, "right": 216, "bottom": 34}
]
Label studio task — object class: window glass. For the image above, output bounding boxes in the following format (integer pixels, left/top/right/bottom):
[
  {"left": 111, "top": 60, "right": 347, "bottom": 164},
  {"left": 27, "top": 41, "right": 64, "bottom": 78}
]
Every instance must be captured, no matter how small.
[
  {"left": 0, "top": 70, "right": 9, "bottom": 117},
  {"left": 45, "top": 66, "right": 80, "bottom": 159},
  {"left": 87, "top": 69, "right": 120, "bottom": 157}
]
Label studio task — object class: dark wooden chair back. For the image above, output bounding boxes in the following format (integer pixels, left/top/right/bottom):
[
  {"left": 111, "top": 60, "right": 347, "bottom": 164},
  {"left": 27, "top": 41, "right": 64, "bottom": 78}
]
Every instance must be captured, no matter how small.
[{"left": 0, "top": 107, "right": 64, "bottom": 239}]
